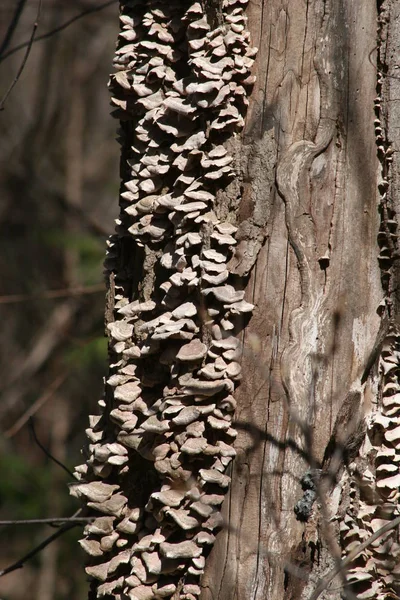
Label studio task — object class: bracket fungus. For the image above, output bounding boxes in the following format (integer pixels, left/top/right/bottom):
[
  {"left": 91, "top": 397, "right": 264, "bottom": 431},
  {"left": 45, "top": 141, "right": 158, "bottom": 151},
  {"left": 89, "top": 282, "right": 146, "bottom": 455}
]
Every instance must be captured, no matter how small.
[
  {"left": 74, "top": 1, "right": 256, "bottom": 598},
  {"left": 338, "top": 330, "right": 400, "bottom": 599}
]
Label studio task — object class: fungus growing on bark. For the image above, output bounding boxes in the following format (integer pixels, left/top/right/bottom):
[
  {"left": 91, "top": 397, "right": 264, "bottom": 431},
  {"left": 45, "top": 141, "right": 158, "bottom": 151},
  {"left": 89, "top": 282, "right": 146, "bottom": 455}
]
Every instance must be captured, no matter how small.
[
  {"left": 337, "top": 329, "right": 400, "bottom": 598},
  {"left": 74, "top": 0, "right": 256, "bottom": 597}
]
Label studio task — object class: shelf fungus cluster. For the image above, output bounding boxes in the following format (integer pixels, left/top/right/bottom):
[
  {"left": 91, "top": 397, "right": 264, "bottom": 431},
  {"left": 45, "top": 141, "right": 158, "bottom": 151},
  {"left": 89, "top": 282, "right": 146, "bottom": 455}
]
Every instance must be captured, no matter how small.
[
  {"left": 72, "top": 1, "right": 256, "bottom": 598},
  {"left": 339, "top": 332, "right": 400, "bottom": 599},
  {"left": 375, "top": 13, "right": 395, "bottom": 303}
]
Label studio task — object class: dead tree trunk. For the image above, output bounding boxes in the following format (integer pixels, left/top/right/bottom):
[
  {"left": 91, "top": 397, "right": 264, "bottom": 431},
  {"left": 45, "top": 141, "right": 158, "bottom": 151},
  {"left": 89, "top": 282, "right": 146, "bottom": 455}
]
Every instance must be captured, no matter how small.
[{"left": 72, "top": 1, "right": 400, "bottom": 599}]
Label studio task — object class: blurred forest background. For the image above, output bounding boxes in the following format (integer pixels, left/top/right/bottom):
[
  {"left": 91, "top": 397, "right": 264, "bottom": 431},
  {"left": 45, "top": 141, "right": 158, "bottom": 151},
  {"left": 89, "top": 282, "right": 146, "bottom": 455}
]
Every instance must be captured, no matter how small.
[{"left": 0, "top": 1, "right": 120, "bottom": 598}]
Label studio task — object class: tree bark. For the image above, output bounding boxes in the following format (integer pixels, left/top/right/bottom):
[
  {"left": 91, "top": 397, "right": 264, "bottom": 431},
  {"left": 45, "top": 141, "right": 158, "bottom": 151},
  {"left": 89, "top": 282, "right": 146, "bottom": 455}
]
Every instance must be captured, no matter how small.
[
  {"left": 203, "top": 1, "right": 382, "bottom": 599},
  {"left": 74, "top": 1, "right": 400, "bottom": 599}
]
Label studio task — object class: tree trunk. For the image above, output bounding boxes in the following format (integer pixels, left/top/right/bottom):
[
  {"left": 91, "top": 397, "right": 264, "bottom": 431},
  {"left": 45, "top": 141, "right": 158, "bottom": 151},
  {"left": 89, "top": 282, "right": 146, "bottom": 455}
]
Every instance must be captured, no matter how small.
[{"left": 73, "top": 1, "right": 400, "bottom": 599}]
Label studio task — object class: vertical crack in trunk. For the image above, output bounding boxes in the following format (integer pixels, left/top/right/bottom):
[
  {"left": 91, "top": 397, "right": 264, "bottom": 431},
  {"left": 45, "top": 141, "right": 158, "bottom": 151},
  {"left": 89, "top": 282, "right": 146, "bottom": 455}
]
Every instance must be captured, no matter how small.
[{"left": 336, "top": 2, "right": 400, "bottom": 599}]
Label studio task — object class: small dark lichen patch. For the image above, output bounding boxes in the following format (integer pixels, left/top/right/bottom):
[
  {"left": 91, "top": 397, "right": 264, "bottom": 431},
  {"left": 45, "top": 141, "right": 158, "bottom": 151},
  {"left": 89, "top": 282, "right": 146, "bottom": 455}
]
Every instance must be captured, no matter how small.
[{"left": 294, "top": 469, "right": 322, "bottom": 522}]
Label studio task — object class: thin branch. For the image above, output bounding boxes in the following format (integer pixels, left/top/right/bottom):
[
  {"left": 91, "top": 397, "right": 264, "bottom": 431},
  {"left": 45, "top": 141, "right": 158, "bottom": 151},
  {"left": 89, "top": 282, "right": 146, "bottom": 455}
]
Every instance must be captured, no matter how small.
[
  {"left": 0, "top": 283, "right": 104, "bottom": 304},
  {"left": 0, "top": 0, "right": 42, "bottom": 111},
  {"left": 0, "top": 519, "right": 80, "bottom": 578},
  {"left": 29, "top": 417, "right": 76, "bottom": 480},
  {"left": 4, "top": 372, "right": 67, "bottom": 438},
  {"left": 0, "top": 0, "right": 28, "bottom": 59},
  {"left": 309, "top": 514, "right": 400, "bottom": 600},
  {"left": 0, "top": 517, "right": 93, "bottom": 526},
  {"left": 0, "top": 0, "right": 117, "bottom": 64}
]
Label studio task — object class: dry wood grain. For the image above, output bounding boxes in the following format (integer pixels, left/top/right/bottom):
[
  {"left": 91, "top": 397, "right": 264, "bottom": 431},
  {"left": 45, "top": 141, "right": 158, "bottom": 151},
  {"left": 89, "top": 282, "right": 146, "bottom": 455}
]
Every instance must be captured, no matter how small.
[{"left": 201, "top": 1, "right": 381, "bottom": 599}]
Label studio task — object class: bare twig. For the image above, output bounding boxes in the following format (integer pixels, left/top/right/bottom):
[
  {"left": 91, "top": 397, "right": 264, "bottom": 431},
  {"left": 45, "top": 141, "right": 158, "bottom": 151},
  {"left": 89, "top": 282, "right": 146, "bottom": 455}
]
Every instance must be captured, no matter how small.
[
  {"left": 309, "top": 514, "right": 400, "bottom": 600},
  {"left": 0, "top": 0, "right": 28, "bottom": 59},
  {"left": 0, "top": 283, "right": 104, "bottom": 304},
  {"left": 4, "top": 372, "right": 67, "bottom": 438},
  {"left": 29, "top": 417, "right": 76, "bottom": 480},
  {"left": 0, "top": 0, "right": 42, "bottom": 111},
  {"left": 0, "top": 0, "right": 117, "bottom": 64},
  {"left": 0, "top": 517, "right": 93, "bottom": 526},
  {"left": 0, "top": 511, "right": 84, "bottom": 578}
]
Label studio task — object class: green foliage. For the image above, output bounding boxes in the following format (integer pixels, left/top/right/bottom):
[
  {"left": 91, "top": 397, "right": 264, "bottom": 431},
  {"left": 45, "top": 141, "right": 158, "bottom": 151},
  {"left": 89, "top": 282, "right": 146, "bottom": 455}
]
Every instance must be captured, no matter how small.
[
  {"left": 42, "top": 230, "right": 104, "bottom": 285},
  {"left": 64, "top": 336, "right": 108, "bottom": 370},
  {"left": 0, "top": 453, "right": 52, "bottom": 520}
]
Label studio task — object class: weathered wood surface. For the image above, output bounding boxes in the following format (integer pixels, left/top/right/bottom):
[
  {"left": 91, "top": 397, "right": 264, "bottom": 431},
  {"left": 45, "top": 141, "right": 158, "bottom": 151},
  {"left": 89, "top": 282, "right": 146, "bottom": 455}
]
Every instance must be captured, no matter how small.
[
  {"left": 73, "top": 0, "right": 400, "bottom": 598},
  {"left": 202, "top": 1, "right": 383, "bottom": 598}
]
